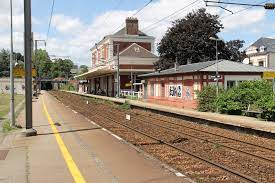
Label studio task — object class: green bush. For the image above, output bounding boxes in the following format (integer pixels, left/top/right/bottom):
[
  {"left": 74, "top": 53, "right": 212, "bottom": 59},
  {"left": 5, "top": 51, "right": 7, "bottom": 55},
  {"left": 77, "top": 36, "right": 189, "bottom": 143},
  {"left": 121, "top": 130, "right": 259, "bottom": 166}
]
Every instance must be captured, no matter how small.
[
  {"left": 216, "top": 80, "right": 273, "bottom": 118},
  {"left": 61, "top": 84, "right": 75, "bottom": 91},
  {"left": 197, "top": 85, "right": 217, "bottom": 112},
  {"left": 216, "top": 89, "right": 243, "bottom": 115},
  {"left": 256, "top": 94, "right": 275, "bottom": 120}
]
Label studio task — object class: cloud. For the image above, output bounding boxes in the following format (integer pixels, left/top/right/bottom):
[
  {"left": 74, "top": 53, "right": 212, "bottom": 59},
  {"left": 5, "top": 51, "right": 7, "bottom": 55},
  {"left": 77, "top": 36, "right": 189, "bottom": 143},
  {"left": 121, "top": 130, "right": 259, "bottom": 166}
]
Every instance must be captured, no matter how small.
[
  {"left": 52, "top": 14, "right": 84, "bottom": 35},
  {"left": 220, "top": 6, "right": 266, "bottom": 31},
  {"left": 0, "top": 0, "right": 269, "bottom": 66}
]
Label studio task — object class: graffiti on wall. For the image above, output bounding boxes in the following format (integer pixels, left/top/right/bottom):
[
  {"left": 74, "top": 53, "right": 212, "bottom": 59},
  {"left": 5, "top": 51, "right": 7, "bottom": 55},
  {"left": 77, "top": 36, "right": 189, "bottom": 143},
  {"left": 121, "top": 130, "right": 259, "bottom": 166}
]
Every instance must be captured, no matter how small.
[
  {"left": 185, "top": 87, "right": 192, "bottom": 100},
  {"left": 169, "top": 85, "right": 182, "bottom": 98}
]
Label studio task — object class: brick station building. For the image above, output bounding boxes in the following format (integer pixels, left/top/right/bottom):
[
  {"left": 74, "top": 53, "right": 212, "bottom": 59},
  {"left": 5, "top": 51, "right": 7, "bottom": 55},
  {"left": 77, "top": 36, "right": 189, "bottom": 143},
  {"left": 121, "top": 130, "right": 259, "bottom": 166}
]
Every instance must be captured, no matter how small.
[
  {"left": 77, "top": 17, "right": 158, "bottom": 97},
  {"left": 139, "top": 60, "right": 272, "bottom": 109}
]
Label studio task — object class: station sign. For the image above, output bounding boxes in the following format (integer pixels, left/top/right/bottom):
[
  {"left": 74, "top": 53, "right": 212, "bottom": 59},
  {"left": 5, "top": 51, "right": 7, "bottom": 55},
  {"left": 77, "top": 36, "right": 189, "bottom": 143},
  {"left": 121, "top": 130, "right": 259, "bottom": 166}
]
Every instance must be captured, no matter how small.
[
  {"left": 125, "top": 83, "right": 132, "bottom": 87},
  {"left": 13, "top": 68, "right": 36, "bottom": 77},
  {"left": 210, "top": 74, "right": 221, "bottom": 80},
  {"left": 263, "top": 71, "right": 275, "bottom": 79}
]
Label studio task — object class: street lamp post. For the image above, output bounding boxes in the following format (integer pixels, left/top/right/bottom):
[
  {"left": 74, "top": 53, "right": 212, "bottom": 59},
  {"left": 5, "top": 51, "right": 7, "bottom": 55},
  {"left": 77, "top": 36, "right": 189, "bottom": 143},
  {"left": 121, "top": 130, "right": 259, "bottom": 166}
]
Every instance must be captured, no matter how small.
[
  {"left": 34, "top": 39, "right": 46, "bottom": 97},
  {"left": 9, "top": 0, "right": 15, "bottom": 127},
  {"left": 209, "top": 36, "right": 222, "bottom": 96}
]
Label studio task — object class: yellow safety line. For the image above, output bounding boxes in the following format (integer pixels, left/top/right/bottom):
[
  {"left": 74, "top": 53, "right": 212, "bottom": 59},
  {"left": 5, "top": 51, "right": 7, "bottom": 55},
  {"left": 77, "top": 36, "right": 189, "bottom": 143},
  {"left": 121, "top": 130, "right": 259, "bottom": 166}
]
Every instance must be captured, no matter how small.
[{"left": 42, "top": 96, "right": 86, "bottom": 183}]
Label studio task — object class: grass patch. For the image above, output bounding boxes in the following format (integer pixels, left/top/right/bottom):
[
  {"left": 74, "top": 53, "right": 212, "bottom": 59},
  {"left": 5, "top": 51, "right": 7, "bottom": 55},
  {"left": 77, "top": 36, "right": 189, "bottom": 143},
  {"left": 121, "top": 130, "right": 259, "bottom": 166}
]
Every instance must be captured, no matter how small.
[
  {"left": 2, "top": 121, "right": 16, "bottom": 132},
  {"left": 0, "top": 94, "right": 24, "bottom": 119},
  {"left": 118, "top": 102, "right": 131, "bottom": 110}
]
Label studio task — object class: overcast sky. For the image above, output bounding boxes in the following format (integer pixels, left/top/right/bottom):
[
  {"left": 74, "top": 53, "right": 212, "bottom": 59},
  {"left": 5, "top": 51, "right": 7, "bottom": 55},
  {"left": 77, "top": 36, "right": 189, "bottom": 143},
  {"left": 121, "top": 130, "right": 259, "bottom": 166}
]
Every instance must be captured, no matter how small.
[{"left": 0, "top": 0, "right": 274, "bottom": 66}]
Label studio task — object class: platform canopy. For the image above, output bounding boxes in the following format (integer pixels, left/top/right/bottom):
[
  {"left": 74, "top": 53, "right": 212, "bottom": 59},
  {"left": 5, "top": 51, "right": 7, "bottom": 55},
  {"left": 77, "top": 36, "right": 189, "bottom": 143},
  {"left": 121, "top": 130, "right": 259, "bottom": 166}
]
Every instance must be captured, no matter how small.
[{"left": 75, "top": 65, "right": 115, "bottom": 79}]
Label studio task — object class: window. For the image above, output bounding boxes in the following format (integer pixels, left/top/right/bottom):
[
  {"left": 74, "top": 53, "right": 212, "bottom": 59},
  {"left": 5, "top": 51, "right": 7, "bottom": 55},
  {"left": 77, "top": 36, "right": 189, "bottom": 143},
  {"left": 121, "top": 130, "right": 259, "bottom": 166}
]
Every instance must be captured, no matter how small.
[
  {"left": 258, "top": 61, "right": 264, "bottom": 67},
  {"left": 150, "top": 83, "right": 154, "bottom": 96},
  {"left": 227, "top": 80, "right": 236, "bottom": 89}
]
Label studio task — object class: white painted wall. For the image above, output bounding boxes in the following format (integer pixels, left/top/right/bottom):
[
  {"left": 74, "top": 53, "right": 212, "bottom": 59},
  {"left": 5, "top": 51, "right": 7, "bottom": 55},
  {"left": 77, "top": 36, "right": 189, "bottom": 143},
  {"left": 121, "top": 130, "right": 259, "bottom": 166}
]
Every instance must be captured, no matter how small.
[{"left": 224, "top": 75, "right": 261, "bottom": 89}]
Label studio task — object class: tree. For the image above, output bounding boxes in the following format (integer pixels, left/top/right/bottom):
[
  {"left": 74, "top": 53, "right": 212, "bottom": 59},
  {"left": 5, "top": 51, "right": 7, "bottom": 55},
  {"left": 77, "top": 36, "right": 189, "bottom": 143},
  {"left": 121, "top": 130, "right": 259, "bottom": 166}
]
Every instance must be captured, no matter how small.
[
  {"left": 225, "top": 40, "right": 246, "bottom": 62},
  {"left": 155, "top": 8, "right": 244, "bottom": 70},
  {"left": 79, "top": 65, "right": 88, "bottom": 74},
  {"left": 0, "top": 49, "right": 10, "bottom": 77},
  {"left": 34, "top": 49, "right": 52, "bottom": 78},
  {"left": 51, "top": 58, "right": 74, "bottom": 79}
]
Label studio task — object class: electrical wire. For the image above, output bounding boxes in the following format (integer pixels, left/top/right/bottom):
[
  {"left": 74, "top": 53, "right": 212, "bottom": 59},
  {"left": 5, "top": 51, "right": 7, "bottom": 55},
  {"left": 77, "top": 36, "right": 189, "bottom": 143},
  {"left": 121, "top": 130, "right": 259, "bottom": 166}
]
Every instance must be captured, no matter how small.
[
  {"left": 132, "top": 0, "right": 153, "bottom": 16},
  {"left": 141, "top": 0, "right": 200, "bottom": 32},
  {"left": 112, "top": 0, "right": 153, "bottom": 34},
  {"left": 220, "top": 0, "right": 270, "bottom": 19},
  {"left": 46, "top": 0, "right": 55, "bottom": 44}
]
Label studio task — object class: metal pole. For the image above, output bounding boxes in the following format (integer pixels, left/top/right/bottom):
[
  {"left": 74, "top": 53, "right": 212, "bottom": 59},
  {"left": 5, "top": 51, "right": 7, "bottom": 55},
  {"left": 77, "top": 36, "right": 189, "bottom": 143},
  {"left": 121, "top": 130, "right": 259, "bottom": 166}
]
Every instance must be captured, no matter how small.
[
  {"left": 23, "top": 0, "right": 36, "bottom": 136},
  {"left": 215, "top": 39, "right": 219, "bottom": 97},
  {"left": 116, "top": 44, "right": 120, "bottom": 98},
  {"left": 34, "top": 40, "right": 38, "bottom": 97},
  {"left": 10, "top": 0, "right": 15, "bottom": 127}
]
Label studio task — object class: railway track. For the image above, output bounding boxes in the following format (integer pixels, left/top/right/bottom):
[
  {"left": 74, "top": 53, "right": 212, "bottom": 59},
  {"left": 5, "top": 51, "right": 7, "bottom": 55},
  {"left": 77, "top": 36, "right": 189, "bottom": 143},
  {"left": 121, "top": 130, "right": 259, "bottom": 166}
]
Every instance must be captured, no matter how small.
[{"left": 50, "top": 91, "right": 275, "bottom": 182}]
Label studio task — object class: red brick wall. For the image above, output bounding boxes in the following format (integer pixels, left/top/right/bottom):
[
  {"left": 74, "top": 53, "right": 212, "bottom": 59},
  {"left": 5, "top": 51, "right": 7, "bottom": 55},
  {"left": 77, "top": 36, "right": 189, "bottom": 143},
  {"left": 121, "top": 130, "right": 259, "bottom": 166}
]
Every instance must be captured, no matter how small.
[{"left": 113, "top": 41, "right": 151, "bottom": 55}]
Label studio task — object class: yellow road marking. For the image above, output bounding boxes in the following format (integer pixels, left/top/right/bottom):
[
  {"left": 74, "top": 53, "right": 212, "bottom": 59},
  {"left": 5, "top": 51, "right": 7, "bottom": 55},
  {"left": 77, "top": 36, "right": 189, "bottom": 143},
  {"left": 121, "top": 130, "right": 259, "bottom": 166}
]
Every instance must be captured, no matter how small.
[{"left": 42, "top": 96, "right": 86, "bottom": 183}]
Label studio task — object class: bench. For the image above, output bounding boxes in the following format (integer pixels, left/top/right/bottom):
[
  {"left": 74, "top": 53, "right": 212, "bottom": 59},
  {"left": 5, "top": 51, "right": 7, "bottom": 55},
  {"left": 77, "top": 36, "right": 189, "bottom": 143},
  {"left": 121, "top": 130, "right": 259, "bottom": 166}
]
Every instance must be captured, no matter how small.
[{"left": 243, "top": 104, "right": 263, "bottom": 117}]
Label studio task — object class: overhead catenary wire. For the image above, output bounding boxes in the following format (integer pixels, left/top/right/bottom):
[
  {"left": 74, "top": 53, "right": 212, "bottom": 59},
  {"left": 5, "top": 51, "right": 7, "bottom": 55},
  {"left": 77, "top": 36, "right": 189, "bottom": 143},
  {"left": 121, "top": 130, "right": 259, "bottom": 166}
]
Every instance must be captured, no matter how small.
[
  {"left": 46, "top": 0, "right": 55, "bottom": 45},
  {"left": 141, "top": 0, "right": 200, "bottom": 32},
  {"left": 112, "top": 0, "right": 153, "bottom": 34},
  {"left": 220, "top": 0, "right": 270, "bottom": 19}
]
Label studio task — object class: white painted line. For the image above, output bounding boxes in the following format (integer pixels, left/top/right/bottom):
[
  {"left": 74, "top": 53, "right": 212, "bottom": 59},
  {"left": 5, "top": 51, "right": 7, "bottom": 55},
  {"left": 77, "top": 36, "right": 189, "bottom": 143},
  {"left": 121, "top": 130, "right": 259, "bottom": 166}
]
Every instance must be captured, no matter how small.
[
  {"left": 72, "top": 110, "right": 78, "bottom": 114},
  {"left": 102, "top": 128, "right": 107, "bottom": 132},
  {"left": 110, "top": 133, "right": 122, "bottom": 141},
  {"left": 175, "top": 172, "right": 185, "bottom": 177}
]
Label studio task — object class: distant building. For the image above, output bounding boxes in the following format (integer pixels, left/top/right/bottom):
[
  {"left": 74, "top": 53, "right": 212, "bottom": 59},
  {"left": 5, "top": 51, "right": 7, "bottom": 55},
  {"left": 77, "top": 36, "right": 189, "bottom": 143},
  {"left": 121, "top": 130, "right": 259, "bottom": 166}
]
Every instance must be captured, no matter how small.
[
  {"left": 139, "top": 60, "right": 272, "bottom": 109},
  {"left": 77, "top": 17, "right": 158, "bottom": 97},
  {"left": 246, "top": 37, "right": 275, "bottom": 68}
]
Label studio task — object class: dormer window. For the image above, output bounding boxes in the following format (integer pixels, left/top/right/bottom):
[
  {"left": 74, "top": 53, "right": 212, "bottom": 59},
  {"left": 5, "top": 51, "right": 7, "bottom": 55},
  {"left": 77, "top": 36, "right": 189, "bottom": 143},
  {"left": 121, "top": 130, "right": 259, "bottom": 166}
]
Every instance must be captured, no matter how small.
[
  {"left": 259, "top": 46, "right": 265, "bottom": 52},
  {"left": 134, "top": 47, "right": 140, "bottom": 52}
]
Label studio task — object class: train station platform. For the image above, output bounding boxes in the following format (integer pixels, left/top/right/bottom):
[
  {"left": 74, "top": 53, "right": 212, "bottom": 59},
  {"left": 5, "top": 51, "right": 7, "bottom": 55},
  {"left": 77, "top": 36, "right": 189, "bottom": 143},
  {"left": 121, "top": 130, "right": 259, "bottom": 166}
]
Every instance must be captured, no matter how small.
[
  {"left": 68, "top": 91, "right": 275, "bottom": 136},
  {"left": 0, "top": 91, "right": 192, "bottom": 183}
]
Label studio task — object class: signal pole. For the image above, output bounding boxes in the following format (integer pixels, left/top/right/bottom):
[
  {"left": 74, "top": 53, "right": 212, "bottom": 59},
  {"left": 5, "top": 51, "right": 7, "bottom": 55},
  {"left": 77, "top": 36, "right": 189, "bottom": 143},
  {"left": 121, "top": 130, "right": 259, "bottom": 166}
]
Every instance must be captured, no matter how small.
[
  {"left": 10, "top": 0, "right": 15, "bottom": 127},
  {"left": 34, "top": 39, "right": 46, "bottom": 97},
  {"left": 23, "top": 0, "right": 37, "bottom": 136}
]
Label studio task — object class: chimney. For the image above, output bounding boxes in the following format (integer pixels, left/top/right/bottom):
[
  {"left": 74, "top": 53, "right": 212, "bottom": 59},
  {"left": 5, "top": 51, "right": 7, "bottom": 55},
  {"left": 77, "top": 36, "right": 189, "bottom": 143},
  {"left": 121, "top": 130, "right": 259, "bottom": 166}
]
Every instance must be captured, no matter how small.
[{"left": 126, "top": 17, "right": 139, "bottom": 35}]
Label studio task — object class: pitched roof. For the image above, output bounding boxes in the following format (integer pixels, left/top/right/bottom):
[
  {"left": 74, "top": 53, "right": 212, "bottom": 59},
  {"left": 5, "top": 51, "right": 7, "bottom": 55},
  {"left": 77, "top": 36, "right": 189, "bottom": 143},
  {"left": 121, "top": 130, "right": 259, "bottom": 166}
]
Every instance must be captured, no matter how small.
[
  {"left": 139, "top": 60, "right": 272, "bottom": 77},
  {"left": 251, "top": 37, "right": 275, "bottom": 48},
  {"left": 119, "top": 43, "right": 158, "bottom": 58},
  {"left": 113, "top": 27, "right": 148, "bottom": 37}
]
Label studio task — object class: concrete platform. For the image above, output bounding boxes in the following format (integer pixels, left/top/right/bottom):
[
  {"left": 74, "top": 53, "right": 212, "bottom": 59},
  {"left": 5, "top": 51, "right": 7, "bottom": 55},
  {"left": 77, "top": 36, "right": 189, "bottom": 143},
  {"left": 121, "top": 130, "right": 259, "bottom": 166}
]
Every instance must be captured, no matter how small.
[
  {"left": 0, "top": 91, "right": 192, "bottom": 183},
  {"left": 68, "top": 91, "right": 275, "bottom": 136}
]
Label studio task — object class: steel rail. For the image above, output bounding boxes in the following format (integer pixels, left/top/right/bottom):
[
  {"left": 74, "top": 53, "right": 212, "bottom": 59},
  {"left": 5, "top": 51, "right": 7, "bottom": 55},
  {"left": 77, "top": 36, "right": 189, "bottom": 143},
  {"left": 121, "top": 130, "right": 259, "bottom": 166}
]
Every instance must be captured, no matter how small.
[
  {"left": 132, "top": 112, "right": 275, "bottom": 151},
  {"left": 92, "top": 105, "right": 275, "bottom": 165},
  {"left": 54, "top": 93, "right": 260, "bottom": 183}
]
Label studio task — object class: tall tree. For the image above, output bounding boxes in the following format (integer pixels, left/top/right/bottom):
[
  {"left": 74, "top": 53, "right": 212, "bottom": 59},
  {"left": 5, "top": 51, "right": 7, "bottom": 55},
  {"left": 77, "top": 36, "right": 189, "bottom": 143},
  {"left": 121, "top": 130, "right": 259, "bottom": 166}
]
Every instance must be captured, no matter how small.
[
  {"left": 155, "top": 8, "right": 244, "bottom": 70},
  {"left": 35, "top": 49, "right": 52, "bottom": 78},
  {"left": 225, "top": 40, "right": 246, "bottom": 62},
  {"left": 51, "top": 58, "right": 74, "bottom": 79},
  {"left": 0, "top": 49, "right": 10, "bottom": 77},
  {"left": 79, "top": 65, "right": 88, "bottom": 74}
]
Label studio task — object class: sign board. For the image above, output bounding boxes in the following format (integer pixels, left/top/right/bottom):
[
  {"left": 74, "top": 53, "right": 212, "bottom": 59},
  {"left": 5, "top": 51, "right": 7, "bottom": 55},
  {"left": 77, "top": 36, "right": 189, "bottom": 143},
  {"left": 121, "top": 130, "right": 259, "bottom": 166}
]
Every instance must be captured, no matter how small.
[
  {"left": 210, "top": 74, "right": 221, "bottom": 79},
  {"left": 13, "top": 68, "right": 36, "bottom": 77},
  {"left": 126, "top": 114, "right": 131, "bottom": 121},
  {"left": 263, "top": 71, "right": 275, "bottom": 79},
  {"left": 125, "top": 83, "right": 132, "bottom": 87}
]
